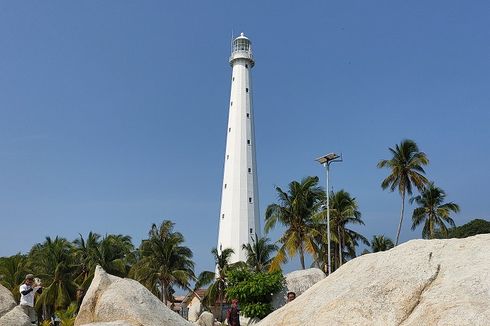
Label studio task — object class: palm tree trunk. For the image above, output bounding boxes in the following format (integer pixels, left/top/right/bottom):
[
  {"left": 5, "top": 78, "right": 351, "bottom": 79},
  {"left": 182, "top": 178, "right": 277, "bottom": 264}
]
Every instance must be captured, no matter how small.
[
  {"left": 299, "top": 243, "right": 305, "bottom": 269},
  {"left": 395, "top": 190, "right": 406, "bottom": 246},
  {"left": 338, "top": 226, "right": 343, "bottom": 267}
]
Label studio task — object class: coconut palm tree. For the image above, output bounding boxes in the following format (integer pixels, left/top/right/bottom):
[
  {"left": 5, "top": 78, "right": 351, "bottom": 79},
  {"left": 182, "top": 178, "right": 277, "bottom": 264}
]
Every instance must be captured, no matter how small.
[
  {"left": 370, "top": 235, "right": 394, "bottom": 252},
  {"left": 311, "top": 190, "right": 367, "bottom": 271},
  {"left": 328, "top": 190, "right": 367, "bottom": 268},
  {"left": 377, "top": 139, "right": 429, "bottom": 245},
  {"left": 242, "top": 234, "right": 278, "bottom": 272},
  {"left": 130, "top": 220, "right": 194, "bottom": 304},
  {"left": 410, "top": 183, "right": 460, "bottom": 239},
  {"left": 265, "top": 176, "right": 325, "bottom": 270},
  {"left": 0, "top": 254, "right": 29, "bottom": 302},
  {"left": 28, "top": 237, "right": 77, "bottom": 315}
]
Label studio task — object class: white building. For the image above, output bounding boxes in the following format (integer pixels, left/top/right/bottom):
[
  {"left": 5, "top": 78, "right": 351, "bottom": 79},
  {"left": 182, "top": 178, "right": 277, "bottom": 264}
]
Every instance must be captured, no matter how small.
[{"left": 217, "top": 33, "right": 260, "bottom": 264}]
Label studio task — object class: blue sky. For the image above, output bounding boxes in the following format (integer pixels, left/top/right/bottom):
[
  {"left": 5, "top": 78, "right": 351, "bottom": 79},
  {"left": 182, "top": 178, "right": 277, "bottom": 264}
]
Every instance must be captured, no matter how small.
[{"left": 1, "top": 1, "right": 489, "bottom": 275}]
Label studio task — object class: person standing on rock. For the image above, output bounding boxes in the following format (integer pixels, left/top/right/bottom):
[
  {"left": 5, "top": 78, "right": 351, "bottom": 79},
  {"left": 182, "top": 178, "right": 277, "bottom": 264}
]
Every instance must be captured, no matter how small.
[
  {"left": 226, "top": 298, "right": 240, "bottom": 326},
  {"left": 19, "top": 274, "right": 42, "bottom": 324}
]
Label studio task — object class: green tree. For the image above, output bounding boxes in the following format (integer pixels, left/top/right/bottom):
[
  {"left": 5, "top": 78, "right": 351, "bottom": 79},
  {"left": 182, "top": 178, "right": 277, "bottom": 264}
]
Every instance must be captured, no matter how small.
[
  {"left": 377, "top": 139, "right": 429, "bottom": 245},
  {"left": 28, "top": 237, "right": 77, "bottom": 314},
  {"left": 130, "top": 220, "right": 194, "bottom": 304},
  {"left": 410, "top": 183, "right": 460, "bottom": 239},
  {"left": 0, "top": 254, "right": 29, "bottom": 302},
  {"left": 225, "top": 268, "right": 283, "bottom": 319},
  {"left": 370, "top": 235, "right": 394, "bottom": 252},
  {"left": 265, "top": 176, "right": 325, "bottom": 270},
  {"left": 436, "top": 218, "right": 490, "bottom": 238},
  {"left": 195, "top": 248, "right": 239, "bottom": 321},
  {"left": 242, "top": 234, "right": 278, "bottom": 272}
]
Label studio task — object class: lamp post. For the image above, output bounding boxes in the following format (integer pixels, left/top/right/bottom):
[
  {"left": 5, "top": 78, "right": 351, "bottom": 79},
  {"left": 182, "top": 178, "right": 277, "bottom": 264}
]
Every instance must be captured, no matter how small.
[{"left": 315, "top": 152, "right": 342, "bottom": 275}]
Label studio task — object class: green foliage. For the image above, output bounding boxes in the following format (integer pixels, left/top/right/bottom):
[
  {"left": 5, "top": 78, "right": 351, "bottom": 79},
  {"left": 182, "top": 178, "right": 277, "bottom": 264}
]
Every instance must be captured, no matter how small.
[
  {"left": 377, "top": 139, "right": 430, "bottom": 245},
  {"left": 55, "top": 302, "right": 78, "bottom": 326},
  {"left": 225, "top": 268, "right": 283, "bottom": 319},
  {"left": 370, "top": 235, "right": 394, "bottom": 252},
  {"left": 436, "top": 219, "right": 490, "bottom": 239}
]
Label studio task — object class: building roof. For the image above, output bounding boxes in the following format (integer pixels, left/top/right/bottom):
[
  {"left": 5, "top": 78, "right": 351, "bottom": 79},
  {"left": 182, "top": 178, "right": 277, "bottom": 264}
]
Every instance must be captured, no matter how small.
[{"left": 182, "top": 288, "right": 207, "bottom": 304}]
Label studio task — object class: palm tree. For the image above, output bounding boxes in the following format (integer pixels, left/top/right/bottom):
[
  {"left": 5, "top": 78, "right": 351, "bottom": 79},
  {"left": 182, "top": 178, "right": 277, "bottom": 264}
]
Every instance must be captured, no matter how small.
[
  {"left": 195, "top": 248, "right": 237, "bottom": 321},
  {"left": 130, "top": 220, "right": 195, "bottom": 304},
  {"left": 265, "top": 176, "right": 325, "bottom": 270},
  {"left": 0, "top": 254, "right": 29, "bottom": 302},
  {"left": 28, "top": 237, "right": 77, "bottom": 315},
  {"left": 242, "top": 234, "right": 278, "bottom": 272},
  {"left": 370, "top": 235, "right": 394, "bottom": 252},
  {"left": 73, "top": 232, "right": 101, "bottom": 288},
  {"left": 377, "top": 139, "right": 429, "bottom": 245},
  {"left": 328, "top": 190, "right": 367, "bottom": 269},
  {"left": 410, "top": 183, "right": 460, "bottom": 239}
]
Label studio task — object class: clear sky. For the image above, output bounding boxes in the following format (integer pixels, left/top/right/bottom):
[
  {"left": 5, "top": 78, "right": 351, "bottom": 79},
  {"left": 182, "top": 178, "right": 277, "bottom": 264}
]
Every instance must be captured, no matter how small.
[{"left": 1, "top": 1, "right": 489, "bottom": 275}]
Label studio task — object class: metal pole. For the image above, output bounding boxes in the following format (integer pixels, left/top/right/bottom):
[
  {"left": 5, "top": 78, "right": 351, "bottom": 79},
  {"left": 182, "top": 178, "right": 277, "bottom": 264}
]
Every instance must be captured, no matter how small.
[{"left": 325, "top": 162, "right": 331, "bottom": 275}]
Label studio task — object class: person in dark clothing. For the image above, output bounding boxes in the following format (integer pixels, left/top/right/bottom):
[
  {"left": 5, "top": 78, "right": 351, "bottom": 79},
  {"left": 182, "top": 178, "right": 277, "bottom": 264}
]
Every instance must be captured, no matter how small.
[{"left": 226, "top": 298, "right": 240, "bottom": 326}]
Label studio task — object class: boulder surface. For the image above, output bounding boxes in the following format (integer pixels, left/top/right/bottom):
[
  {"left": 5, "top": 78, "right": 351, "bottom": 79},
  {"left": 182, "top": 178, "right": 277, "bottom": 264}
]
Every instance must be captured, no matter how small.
[
  {"left": 75, "top": 266, "right": 192, "bottom": 326},
  {"left": 0, "top": 305, "right": 32, "bottom": 326},
  {"left": 0, "top": 284, "right": 16, "bottom": 318},
  {"left": 271, "top": 268, "right": 325, "bottom": 309},
  {"left": 258, "top": 234, "right": 490, "bottom": 326}
]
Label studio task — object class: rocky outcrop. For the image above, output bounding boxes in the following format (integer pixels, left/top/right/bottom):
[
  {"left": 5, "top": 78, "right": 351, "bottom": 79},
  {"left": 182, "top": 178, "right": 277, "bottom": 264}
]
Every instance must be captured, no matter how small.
[
  {"left": 271, "top": 268, "right": 325, "bottom": 309},
  {"left": 195, "top": 311, "right": 214, "bottom": 326},
  {"left": 75, "top": 266, "right": 192, "bottom": 326},
  {"left": 258, "top": 234, "right": 490, "bottom": 326},
  {"left": 0, "top": 284, "right": 16, "bottom": 318},
  {"left": 0, "top": 305, "right": 32, "bottom": 326},
  {"left": 0, "top": 284, "right": 31, "bottom": 326}
]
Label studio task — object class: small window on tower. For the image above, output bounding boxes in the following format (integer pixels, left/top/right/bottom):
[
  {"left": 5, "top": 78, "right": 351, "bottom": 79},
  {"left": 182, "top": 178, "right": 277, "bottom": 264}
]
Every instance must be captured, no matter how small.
[
  {"left": 220, "top": 244, "right": 222, "bottom": 251},
  {"left": 227, "top": 155, "right": 229, "bottom": 160},
  {"left": 245, "top": 64, "right": 248, "bottom": 68},
  {"left": 250, "top": 228, "right": 253, "bottom": 234},
  {"left": 246, "top": 113, "right": 250, "bottom": 118},
  {"left": 249, "top": 197, "right": 252, "bottom": 203},
  {"left": 246, "top": 88, "right": 249, "bottom": 93},
  {"left": 229, "top": 128, "right": 231, "bottom": 132},
  {"left": 222, "top": 214, "right": 224, "bottom": 219},
  {"left": 230, "top": 101, "right": 233, "bottom": 106},
  {"left": 224, "top": 184, "right": 227, "bottom": 189},
  {"left": 233, "top": 77, "right": 235, "bottom": 81},
  {"left": 248, "top": 168, "right": 251, "bottom": 173},
  {"left": 247, "top": 139, "right": 251, "bottom": 145}
]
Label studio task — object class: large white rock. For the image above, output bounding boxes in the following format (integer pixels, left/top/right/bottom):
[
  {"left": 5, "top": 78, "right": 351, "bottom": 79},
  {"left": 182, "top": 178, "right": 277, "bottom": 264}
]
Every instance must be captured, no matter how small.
[
  {"left": 75, "top": 266, "right": 193, "bottom": 326},
  {"left": 0, "top": 284, "right": 16, "bottom": 318},
  {"left": 195, "top": 311, "right": 214, "bottom": 326},
  {"left": 258, "top": 234, "right": 490, "bottom": 326},
  {"left": 0, "top": 305, "right": 32, "bottom": 326},
  {"left": 271, "top": 268, "right": 325, "bottom": 309}
]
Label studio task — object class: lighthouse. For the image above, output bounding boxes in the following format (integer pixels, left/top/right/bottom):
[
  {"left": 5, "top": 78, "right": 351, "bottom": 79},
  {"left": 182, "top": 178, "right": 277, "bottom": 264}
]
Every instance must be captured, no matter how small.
[{"left": 217, "top": 33, "right": 260, "bottom": 264}]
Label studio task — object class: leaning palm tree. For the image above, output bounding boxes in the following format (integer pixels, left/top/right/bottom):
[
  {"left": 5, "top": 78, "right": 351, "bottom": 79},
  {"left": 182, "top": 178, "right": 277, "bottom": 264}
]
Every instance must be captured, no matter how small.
[
  {"left": 370, "top": 235, "right": 394, "bottom": 252},
  {"left": 130, "top": 220, "right": 195, "bottom": 305},
  {"left": 242, "top": 234, "right": 278, "bottom": 272},
  {"left": 195, "top": 248, "right": 237, "bottom": 321},
  {"left": 377, "top": 139, "right": 429, "bottom": 245},
  {"left": 410, "top": 183, "right": 460, "bottom": 239},
  {"left": 265, "top": 176, "right": 325, "bottom": 270}
]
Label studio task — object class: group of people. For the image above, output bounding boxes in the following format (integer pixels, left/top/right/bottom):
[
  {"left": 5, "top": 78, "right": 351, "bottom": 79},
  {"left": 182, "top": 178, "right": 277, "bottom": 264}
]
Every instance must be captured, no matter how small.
[{"left": 225, "top": 291, "right": 296, "bottom": 326}]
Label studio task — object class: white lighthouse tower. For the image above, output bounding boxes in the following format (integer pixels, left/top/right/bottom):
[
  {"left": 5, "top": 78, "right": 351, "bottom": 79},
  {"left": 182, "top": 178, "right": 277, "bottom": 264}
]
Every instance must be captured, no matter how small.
[{"left": 217, "top": 33, "right": 260, "bottom": 264}]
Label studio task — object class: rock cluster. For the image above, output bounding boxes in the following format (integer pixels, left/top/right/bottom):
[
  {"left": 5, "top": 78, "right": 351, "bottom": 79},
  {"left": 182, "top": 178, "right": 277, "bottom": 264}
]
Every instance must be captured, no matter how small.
[
  {"left": 0, "top": 284, "right": 31, "bottom": 326},
  {"left": 75, "top": 266, "right": 193, "bottom": 326},
  {"left": 271, "top": 267, "right": 325, "bottom": 309},
  {"left": 257, "top": 234, "right": 490, "bottom": 326}
]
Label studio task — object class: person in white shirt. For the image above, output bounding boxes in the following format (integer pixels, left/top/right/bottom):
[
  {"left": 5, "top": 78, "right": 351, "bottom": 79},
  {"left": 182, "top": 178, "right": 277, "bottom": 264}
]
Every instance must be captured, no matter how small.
[{"left": 19, "top": 274, "right": 42, "bottom": 324}]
